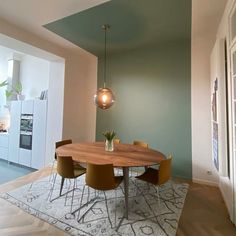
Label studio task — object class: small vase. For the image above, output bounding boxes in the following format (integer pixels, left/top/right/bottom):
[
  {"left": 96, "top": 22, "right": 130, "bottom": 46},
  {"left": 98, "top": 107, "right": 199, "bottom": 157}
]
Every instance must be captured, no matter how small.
[
  {"left": 17, "top": 94, "right": 25, "bottom": 100},
  {"left": 105, "top": 139, "right": 114, "bottom": 152}
]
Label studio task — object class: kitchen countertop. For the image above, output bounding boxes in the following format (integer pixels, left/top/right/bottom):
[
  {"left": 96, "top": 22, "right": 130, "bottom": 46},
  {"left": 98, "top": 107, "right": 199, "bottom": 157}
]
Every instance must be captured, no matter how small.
[{"left": 0, "top": 132, "right": 9, "bottom": 136}]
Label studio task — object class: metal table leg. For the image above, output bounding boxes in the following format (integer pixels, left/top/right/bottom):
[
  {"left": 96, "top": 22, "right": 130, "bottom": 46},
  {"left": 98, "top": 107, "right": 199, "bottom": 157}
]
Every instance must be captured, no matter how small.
[{"left": 123, "top": 167, "right": 129, "bottom": 219}]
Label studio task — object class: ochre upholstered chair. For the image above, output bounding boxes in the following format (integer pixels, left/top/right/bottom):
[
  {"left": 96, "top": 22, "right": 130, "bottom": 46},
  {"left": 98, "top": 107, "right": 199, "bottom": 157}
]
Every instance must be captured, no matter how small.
[
  {"left": 136, "top": 155, "right": 172, "bottom": 185},
  {"left": 57, "top": 156, "right": 86, "bottom": 194},
  {"left": 114, "top": 138, "right": 121, "bottom": 144},
  {"left": 136, "top": 155, "right": 173, "bottom": 201},
  {"left": 132, "top": 140, "right": 149, "bottom": 175},
  {"left": 49, "top": 139, "right": 73, "bottom": 182},
  {"left": 49, "top": 156, "right": 86, "bottom": 212},
  {"left": 50, "top": 139, "right": 84, "bottom": 180},
  {"left": 77, "top": 163, "right": 123, "bottom": 228},
  {"left": 56, "top": 139, "right": 72, "bottom": 150},
  {"left": 133, "top": 140, "right": 149, "bottom": 148},
  {"left": 86, "top": 163, "right": 123, "bottom": 190}
]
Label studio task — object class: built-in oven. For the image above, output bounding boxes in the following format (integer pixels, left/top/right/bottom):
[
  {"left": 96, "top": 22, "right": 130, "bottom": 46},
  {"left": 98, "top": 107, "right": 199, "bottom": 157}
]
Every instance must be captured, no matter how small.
[{"left": 19, "top": 114, "right": 33, "bottom": 150}]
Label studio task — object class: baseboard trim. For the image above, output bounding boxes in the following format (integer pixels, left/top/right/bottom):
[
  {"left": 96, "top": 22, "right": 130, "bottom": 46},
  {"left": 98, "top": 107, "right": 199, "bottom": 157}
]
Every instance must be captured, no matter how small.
[{"left": 192, "top": 178, "right": 219, "bottom": 187}]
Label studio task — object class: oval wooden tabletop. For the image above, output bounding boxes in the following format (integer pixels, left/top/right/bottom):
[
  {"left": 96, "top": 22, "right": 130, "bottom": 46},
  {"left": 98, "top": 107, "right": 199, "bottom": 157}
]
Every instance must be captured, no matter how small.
[{"left": 56, "top": 142, "right": 166, "bottom": 167}]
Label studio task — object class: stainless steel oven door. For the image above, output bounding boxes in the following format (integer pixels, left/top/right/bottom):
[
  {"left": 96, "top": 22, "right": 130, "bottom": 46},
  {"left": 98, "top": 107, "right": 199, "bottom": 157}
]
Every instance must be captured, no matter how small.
[
  {"left": 19, "top": 132, "right": 32, "bottom": 150},
  {"left": 20, "top": 114, "right": 33, "bottom": 133}
]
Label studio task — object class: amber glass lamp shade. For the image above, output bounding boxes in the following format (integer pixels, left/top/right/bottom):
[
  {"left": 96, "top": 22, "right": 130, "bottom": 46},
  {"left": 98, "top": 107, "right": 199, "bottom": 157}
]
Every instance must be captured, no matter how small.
[{"left": 94, "top": 87, "right": 115, "bottom": 110}]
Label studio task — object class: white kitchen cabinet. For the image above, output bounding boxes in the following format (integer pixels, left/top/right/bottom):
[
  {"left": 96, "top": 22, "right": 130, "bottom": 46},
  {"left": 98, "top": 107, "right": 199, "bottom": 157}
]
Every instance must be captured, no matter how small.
[
  {"left": 9, "top": 100, "right": 47, "bottom": 169},
  {"left": 19, "top": 148, "right": 31, "bottom": 166},
  {"left": 21, "top": 100, "right": 34, "bottom": 114},
  {"left": 8, "top": 101, "right": 21, "bottom": 163},
  {"left": 31, "top": 100, "right": 47, "bottom": 169},
  {"left": 0, "top": 133, "right": 9, "bottom": 160}
]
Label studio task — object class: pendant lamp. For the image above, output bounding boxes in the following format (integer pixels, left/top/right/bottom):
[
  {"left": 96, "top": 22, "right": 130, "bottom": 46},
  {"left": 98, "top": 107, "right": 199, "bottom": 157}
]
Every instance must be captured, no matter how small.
[{"left": 94, "top": 24, "right": 115, "bottom": 110}]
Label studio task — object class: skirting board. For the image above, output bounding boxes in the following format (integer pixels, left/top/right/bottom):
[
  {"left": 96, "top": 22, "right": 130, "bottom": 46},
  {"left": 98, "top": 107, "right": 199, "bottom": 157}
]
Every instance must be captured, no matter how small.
[{"left": 193, "top": 178, "right": 219, "bottom": 187}]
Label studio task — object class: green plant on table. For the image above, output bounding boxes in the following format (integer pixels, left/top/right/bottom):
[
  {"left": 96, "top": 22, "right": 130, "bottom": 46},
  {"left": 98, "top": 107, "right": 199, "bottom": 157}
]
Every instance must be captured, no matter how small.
[{"left": 103, "top": 131, "right": 116, "bottom": 141}]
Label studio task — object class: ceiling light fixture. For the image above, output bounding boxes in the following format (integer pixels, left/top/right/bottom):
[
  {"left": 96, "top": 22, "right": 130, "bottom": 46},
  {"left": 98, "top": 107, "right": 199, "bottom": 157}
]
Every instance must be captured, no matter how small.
[{"left": 94, "top": 24, "right": 115, "bottom": 110}]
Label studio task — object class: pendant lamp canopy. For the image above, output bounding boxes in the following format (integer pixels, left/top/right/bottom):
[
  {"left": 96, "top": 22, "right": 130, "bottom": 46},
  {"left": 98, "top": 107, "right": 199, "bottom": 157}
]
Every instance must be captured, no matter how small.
[{"left": 94, "top": 24, "right": 115, "bottom": 110}]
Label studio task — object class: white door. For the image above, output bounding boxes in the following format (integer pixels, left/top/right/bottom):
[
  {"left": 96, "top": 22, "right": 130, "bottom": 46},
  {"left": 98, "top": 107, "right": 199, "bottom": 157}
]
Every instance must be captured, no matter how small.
[
  {"left": 231, "top": 42, "right": 236, "bottom": 224},
  {"left": 210, "top": 38, "right": 235, "bottom": 223}
]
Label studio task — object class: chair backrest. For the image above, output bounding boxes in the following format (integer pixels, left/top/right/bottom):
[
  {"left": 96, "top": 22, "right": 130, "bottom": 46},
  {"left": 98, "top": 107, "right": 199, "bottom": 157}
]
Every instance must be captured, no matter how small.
[
  {"left": 133, "top": 140, "right": 148, "bottom": 148},
  {"left": 57, "top": 156, "right": 75, "bottom": 178},
  {"left": 55, "top": 139, "right": 72, "bottom": 159},
  {"left": 158, "top": 155, "right": 172, "bottom": 185},
  {"left": 114, "top": 139, "right": 121, "bottom": 144},
  {"left": 86, "top": 163, "right": 116, "bottom": 191}
]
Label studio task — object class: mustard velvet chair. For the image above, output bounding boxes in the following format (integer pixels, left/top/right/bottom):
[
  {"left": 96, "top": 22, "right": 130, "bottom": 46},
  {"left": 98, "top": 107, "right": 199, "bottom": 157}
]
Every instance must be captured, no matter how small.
[
  {"left": 77, "top": 163, "right": 123, "bottom": 228},
  {"left": 133, "top": 140, "right": 149, "bottom": 148},
  {"left": 114, "top": 138, "right": 121, "bottom": 144},
  {"left": 50, "top": 139, "right": 85, "bottom": 181},
  {"left": 132, "top": 140, "right": 149, "bottom": 175},
  {"left": 49, "top": 156, "right": 86, "bottom": 212},
  {"left": 135, "top": 155, "right": 173, "bottom": 201},
  {"left": 86, "top": 163, "right": 123, "bottom": 190},
  {"left": 49, "top": 139, "right": 73, "bottom": 182}
]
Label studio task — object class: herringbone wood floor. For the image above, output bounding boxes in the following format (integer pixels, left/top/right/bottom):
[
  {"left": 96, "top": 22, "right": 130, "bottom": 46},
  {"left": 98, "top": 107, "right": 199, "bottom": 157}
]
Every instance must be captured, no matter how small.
[
  {"left": 0, "top": 167, "right": 68, "bottom": 236},
  {"left": 0, "top": 167, "right": 235, "bottom": 236}
]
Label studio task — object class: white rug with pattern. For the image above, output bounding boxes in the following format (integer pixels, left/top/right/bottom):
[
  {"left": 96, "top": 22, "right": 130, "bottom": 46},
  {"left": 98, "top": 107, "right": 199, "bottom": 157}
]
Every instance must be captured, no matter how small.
[{"left": 0, "top": 174, "right": 188, "bottom": 236}]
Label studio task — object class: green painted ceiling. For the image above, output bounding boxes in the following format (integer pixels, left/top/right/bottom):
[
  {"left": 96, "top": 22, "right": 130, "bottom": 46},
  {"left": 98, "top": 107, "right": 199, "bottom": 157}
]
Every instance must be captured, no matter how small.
[{"left": 44, "top": 0, "right": 191, "bottom": 56}]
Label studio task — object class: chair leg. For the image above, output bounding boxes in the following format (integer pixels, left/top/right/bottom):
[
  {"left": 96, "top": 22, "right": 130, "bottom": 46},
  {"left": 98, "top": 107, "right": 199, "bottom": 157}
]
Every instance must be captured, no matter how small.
[
  {"left": 70, "top": 179, "right": 76, "bottom": 213},
  {"left": 156, "top": 186, "right": 160, "bottom": 207},
  {"left": 49, "top": 160, "right": 56, "bottom": 182},
  {"left": 136, "top": 181, "right": 139, "bottom": 196},
  {"left": 70, "top": 186, "right": 101, "bottom": 220},
  {"left": 115, "top": 188, "right": 117, "bottom": 228},
  {"left": 65, "top": 184, "right": 86, "bottom": 220},
  {"left": 60, "top": 177, "right": 65, "bottom": 196},
  {"left": 170, "top": 180, "right": 176, "bottom": 203},
  {"left": 76, "top": 186, "right": 99, "bottom": 223},
  {"left": 64, "top": 180, "right": 70, "bottom": 207},
  {"left": 77, "top": 185, "right": 86, "bottom": 219},
  {"left": 28, "top": 181, "right": 34, "bottom": 191},
  {"left": 48, "top": 173, "right": 57, "bottom": 201}
]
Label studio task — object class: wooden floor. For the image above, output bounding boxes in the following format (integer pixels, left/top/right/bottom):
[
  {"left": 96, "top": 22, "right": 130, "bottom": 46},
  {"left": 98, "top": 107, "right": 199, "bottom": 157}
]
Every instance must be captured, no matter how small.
[
  {"left": 177, "top": 182, "right": 236, "bottom": 236},
  {"left": 0, "top": 168, "right": 235, "bottom": 236}
]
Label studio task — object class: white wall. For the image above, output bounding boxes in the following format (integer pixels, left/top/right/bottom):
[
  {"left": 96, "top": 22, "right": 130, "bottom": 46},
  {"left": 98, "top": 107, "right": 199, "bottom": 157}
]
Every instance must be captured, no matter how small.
[
  {"left": 192, "top": 33, "right": 219, "bottom": 185},
  {"left": 62, "top": 54, "right": 97, "bottom": 142},
  {"left": 191, "top": 0, "right": 227, "bottom": 185},
  {"left": 84, "top": 56, "right": 97, "bottom": 141},
  {"left": 20, "top": 54, "right": 50, "bottom": 100},
  {"left": 45, "top": 61, "right": 65, "bottom": 165}
]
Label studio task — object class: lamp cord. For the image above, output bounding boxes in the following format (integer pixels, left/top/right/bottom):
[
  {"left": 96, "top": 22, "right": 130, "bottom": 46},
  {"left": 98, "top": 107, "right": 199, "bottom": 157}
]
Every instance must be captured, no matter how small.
[{"left": 104, "top": 26, "right": 107, "bottom": 88}]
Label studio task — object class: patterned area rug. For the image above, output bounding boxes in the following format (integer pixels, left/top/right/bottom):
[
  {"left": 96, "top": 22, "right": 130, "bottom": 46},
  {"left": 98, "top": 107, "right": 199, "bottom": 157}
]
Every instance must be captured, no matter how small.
[{"left": 0, "top": 174, "right": 188, "bottom": 236}]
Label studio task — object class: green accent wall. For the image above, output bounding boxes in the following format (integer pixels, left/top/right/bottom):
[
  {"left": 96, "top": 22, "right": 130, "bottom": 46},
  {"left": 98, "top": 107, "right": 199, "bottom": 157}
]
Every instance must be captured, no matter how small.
[{"left": 96, "top": 41, "right": 192, "bottom": 179}]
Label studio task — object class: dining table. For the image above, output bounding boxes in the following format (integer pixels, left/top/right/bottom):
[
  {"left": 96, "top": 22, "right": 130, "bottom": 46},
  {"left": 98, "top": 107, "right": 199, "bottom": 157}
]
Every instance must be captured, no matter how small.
[{"left": 56, "top": 141, "right": 166, "bottom": 219}]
